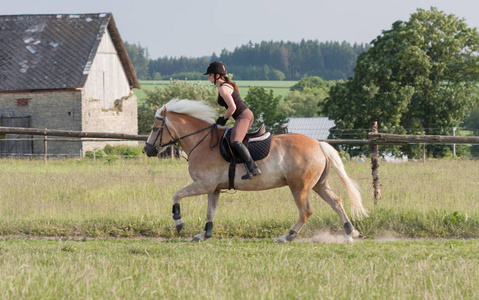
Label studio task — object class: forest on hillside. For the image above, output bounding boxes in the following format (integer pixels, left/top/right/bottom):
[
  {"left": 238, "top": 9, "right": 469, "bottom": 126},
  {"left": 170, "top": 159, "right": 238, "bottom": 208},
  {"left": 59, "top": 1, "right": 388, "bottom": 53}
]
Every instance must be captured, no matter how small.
[{"left": 125, "top": 40, "right": 369, "bottom": 81}]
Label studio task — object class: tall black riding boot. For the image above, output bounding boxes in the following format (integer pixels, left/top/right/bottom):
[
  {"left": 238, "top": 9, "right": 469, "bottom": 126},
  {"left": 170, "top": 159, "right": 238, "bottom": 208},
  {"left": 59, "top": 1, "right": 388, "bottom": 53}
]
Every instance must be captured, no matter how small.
[{"left": 232, "top": 141, "right": 261, "bottom": 180}]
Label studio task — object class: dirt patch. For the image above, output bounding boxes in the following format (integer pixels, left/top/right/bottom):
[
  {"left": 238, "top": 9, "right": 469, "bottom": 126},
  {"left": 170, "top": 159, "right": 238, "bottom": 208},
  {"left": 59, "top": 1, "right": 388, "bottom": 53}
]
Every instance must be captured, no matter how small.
[
  {"left": 0, "top": 234, "right": 475, "bottom": 244},
  {"left": 298, "top": 231, "right": 352, "bottom": 244}
]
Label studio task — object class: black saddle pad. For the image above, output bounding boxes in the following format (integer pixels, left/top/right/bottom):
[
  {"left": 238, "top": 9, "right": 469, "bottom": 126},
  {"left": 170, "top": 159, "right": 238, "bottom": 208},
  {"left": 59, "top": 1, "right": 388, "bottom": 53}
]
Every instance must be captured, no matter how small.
[{"left": 220, "top": 129, "right": 272, "bottom": 164}]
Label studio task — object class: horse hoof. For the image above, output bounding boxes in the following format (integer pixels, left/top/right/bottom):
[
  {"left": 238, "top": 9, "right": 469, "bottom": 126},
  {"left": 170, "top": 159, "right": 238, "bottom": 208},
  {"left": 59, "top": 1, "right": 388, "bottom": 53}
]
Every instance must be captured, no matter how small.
[
  {"left": 175, "top": 219, "right": 184, "bottom": 233},
  {"left": 276, "top": 230, "right": 298, "bottom": 243},
  {"left": 191, "top": 232, "right": 206, "bottom": 242},
  {"left": 351, "top": 229, "right": 360, "bottom": 238},
  {"left": 275, "top": 235, "right": 288, "bottom": 244},
  {"left": 345, "top": 234, "right": 354, "bottom": 243},
  {"left": 286, "top": 230, "right": 298, "bottom": 242}
]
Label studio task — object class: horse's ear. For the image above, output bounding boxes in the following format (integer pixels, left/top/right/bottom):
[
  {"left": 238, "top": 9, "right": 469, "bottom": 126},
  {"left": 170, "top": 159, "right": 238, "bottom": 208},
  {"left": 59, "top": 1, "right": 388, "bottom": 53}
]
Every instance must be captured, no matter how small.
[
  {"left": 155, "top": 105, "right": 159, "bottom": 110},
  {"left": 160, "top": 106, "right": 167, "bottom": 116}
]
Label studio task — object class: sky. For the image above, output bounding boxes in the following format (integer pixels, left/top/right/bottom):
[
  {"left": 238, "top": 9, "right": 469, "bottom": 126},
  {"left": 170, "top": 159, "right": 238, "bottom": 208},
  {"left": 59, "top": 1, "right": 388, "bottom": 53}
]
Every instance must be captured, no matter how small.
[{"left": 3, "top": 0, "right": 479, "bottom": 59}]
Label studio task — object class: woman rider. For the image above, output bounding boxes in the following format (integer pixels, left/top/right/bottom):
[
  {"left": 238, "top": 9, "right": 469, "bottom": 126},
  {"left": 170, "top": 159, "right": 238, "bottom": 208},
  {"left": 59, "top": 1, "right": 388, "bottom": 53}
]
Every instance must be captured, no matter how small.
[{"left": 204, "top": 61, "right": 261, "bottom": 180}]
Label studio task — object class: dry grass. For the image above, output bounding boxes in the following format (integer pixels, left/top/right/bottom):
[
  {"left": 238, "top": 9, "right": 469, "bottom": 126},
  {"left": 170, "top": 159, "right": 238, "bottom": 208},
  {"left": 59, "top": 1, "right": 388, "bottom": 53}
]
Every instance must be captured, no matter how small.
[{"left": 0, "top": 158, "right": 478, "bottom": 238}]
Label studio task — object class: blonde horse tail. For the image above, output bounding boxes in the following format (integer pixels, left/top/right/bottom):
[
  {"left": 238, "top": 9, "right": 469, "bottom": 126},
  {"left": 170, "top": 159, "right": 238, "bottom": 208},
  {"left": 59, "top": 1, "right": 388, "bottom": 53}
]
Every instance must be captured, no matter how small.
[{"left": 319, "top": 142, "right": 369, "bottom": 220}]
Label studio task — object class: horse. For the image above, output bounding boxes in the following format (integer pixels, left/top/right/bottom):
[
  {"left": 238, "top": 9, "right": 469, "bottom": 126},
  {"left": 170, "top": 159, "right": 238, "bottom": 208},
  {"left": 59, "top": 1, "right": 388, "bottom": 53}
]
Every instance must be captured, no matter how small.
[{"left": 143, "top": 99, "right": 368, "bottom": 243}]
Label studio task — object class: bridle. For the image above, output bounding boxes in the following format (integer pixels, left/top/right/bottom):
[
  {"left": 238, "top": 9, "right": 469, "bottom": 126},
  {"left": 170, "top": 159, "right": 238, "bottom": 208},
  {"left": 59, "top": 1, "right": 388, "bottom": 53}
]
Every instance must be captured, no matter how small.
[
  {"left": 145, "top": 116, "right": 173, "bottom": 150},
  {"left": 145, "top": 116, "right": 219, "bottom": 158}
]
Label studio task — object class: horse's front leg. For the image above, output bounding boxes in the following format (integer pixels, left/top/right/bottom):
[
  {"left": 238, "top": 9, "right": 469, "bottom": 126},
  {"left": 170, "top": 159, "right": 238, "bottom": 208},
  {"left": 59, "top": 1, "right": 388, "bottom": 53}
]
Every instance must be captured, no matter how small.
[
  {"left": 172, "top": 181, "right": 212, "bottom": 234},
  {"left": 191, "top": 190, "right": 220, "bottom": 242}
]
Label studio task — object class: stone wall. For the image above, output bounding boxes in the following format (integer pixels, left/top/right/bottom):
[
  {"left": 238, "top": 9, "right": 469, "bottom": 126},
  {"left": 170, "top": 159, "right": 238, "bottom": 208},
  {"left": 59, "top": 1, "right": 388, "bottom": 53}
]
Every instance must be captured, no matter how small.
[
  {"left": 81, "top": 91, "right": 138, "bottom": 152},
  {"left": 0, "top": 89, "right": 139, "bottom": 156},
  {"left": 0, "top": 90, "right": 83, "bottom": 155}
]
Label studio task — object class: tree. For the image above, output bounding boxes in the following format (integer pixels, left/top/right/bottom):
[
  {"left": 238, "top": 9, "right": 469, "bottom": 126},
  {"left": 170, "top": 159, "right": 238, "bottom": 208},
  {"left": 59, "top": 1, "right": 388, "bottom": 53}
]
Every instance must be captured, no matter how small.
[
  {"left": 461, "top": 86, "right": 479, "bottom": 130},
  {"left": 124, "top": 42, "right": 150, "bottom": 79},
  {"left": 281, "top": 91, "right": 321, "bottom": 117},
  {"left": 463, "top": 105, "right": 479, "bottom": 130},
  {"left": 268, "top": 69, "right": 286, "bottom": 81},
  {"left": 244, "top": 86, "right": 287, "bottom": 132},
  {"left": 143, "top": 40, "right": 369, "bottom": 81},
  {"left": 288, "top": 76, "right": 340, "bottom": 117},
  {"left": 323, "top": 7, "right": 479, "bottom": 158},
  {"left": 462, "top": 98, "right": 479, "bottom": 158},
  {"left": 290, "top": 76, "right": 338, "bottom": 98}
]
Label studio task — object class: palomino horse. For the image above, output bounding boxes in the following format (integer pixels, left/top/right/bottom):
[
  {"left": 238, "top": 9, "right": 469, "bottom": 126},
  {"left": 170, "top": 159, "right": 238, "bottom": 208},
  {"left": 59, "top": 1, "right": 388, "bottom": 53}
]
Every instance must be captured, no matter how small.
[{"left": 143, "top": 99, "right": 368, "bottom": 243}]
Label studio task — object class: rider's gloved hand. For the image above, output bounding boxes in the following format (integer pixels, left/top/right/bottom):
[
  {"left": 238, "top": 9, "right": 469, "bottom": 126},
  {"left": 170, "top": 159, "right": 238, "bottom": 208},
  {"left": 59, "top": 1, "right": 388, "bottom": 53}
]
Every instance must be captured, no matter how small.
[{"left": 216, "top": 116, "right": 228, "bottom": 126}]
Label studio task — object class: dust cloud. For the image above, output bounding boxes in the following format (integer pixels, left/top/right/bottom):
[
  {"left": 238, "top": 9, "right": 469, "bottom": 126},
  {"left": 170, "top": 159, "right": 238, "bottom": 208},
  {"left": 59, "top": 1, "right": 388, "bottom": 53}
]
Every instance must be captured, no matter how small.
[{"left": 298, "top": 231, "right": 352, "bottom": 244}]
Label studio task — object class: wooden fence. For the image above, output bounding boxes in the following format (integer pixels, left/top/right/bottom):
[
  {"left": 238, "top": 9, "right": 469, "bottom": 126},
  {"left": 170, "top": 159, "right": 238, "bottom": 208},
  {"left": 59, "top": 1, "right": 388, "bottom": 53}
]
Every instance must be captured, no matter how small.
[
  {"left": 366, "top": 122, "right": 479, "bottom": 203},
  {"left": 3, "top": 126, "right": 477, "bottom": 146},
  {"left": 368, "top": 132, "right": 479, "bottom": 145},
  {"left": 1, "top": 125, "right": 478, "bottom": 202},
  {"left": 0, "top": 126, "right": 148, "bottom": 141}
]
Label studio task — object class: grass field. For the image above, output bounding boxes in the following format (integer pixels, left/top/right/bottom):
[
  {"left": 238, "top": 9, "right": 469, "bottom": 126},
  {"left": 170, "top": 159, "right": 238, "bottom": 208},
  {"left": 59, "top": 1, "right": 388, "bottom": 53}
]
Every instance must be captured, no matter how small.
[
  {"left": 1, "top": 158, "right": 478, "bottom": 298},
  {"left": 1, "top": 157, "right": 478, "bottom": 238},
  {"left": 1, "top": 238, "right": 478, "bottom": 298},
  {"left": 134, "top": 80, "right": 297, "bottom": 103}
]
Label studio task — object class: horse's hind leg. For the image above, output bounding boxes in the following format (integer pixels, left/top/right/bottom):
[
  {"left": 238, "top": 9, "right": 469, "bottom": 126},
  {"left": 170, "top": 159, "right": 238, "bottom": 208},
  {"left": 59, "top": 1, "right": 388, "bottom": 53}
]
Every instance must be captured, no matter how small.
[
  {"left": 191, "top": 190, "right": 220, "bottom": 242},
  {"left": 313, "top": 183, "right": 358, "bottom": 240},
  {"left": 276, "top": 187, "right": 313, "bottom": 244}
]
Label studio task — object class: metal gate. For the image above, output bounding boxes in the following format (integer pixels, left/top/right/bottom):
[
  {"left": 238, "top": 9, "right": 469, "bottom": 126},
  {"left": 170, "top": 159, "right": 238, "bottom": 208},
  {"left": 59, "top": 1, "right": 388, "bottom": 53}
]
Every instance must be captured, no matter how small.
[{"left": 0, "top": 116, "right": 33, "bottom": 156}]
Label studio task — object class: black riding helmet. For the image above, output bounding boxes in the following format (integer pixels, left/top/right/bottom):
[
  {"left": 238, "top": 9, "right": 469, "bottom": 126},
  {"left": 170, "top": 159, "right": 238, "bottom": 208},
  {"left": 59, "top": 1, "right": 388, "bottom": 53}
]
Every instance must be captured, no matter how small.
[{"left": 204, "top": 61, "right": 227, "bottom": 75}]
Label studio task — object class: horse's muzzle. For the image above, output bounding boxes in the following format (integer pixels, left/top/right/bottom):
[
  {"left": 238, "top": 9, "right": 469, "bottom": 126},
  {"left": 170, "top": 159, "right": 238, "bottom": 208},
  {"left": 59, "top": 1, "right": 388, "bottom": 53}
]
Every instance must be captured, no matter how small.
[{"left": 143, "top": 144, "right": 159, "bottom": 157}]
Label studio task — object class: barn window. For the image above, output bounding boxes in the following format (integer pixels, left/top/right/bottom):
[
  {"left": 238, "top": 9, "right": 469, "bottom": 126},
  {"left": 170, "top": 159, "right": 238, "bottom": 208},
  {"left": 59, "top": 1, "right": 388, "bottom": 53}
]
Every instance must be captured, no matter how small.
[{"left": 17, "top": 98, "right": 31, "bottom": 106}]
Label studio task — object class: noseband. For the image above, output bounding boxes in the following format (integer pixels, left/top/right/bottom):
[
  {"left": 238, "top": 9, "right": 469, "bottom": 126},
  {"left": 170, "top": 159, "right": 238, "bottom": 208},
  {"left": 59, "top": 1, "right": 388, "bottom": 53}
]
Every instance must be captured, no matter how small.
[{"left": 145, "top": 116, "right": 219, "bottom": 158}]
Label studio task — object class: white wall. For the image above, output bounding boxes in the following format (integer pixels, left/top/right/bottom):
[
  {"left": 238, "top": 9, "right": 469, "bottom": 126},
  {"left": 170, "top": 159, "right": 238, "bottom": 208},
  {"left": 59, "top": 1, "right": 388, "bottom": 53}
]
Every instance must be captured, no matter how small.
[
  {"left": 82, "top": 30, "right": 131, "bottom": 109},
  {"left": 81, "top": 29, "right": 139, "bottom": 152}
]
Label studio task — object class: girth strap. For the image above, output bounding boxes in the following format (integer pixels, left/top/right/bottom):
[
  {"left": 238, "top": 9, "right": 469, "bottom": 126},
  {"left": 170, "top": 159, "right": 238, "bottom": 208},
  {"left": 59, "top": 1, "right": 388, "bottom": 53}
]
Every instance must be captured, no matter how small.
[
  {"left": 224, "top": 136, "right": 236, "bottom": 190},
  {"left": 229, "top": 160, "right": 236, "bottom": 190}
]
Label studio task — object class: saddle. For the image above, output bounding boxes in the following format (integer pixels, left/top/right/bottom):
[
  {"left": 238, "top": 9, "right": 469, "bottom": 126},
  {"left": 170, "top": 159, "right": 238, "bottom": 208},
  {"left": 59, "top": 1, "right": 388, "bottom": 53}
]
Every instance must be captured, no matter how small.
[{"left": 219, "top": 124, "right": 272, "bottom": 189}]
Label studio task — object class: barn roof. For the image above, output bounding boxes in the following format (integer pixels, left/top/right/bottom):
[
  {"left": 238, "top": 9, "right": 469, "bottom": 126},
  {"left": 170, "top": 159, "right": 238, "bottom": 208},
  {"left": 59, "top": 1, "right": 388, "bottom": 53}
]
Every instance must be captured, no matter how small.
[
  {"left": 286, "top": 117, "right": 335, "bottom": 140},
  {"left": 0, "top": 13, "right": 140, "bottom": 91}
]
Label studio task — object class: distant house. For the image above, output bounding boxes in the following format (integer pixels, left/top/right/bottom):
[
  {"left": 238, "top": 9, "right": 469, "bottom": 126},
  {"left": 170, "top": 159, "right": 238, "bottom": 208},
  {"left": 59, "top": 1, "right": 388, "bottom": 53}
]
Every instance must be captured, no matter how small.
[
  {"left": 286, "top": 117, "right": 335, "bottom": 140},
  {"left": 0, "top": 13, "right": 140, "bottom": 156}
]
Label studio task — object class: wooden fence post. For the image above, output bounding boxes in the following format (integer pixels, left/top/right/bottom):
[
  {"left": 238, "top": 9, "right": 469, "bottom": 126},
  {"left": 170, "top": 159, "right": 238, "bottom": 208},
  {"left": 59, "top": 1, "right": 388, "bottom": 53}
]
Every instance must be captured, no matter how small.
[
  {"left": 453, "top": 127, "right": 457, "bottom": 157},
  {"left": 44, "top": 136, "right": 47, "bottom": 163},
  {"left": 370, "top": 121, "right": 381, "bottom": 203},
  {"left": 423, "top": 143, "right": 426, "bottom": 163}
]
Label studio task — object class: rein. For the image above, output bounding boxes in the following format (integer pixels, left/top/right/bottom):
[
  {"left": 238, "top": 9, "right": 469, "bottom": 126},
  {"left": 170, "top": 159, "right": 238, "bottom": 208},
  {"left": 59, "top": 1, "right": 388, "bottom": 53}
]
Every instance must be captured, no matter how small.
[{"left": 146, "top": 116, "right": 219, "bottom": 159}]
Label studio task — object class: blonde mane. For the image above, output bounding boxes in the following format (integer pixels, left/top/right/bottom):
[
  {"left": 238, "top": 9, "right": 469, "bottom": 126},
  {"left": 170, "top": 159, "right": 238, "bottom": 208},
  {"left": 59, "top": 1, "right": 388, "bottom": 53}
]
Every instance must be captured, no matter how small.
[{"left": 156, "top": 99, "right": 217, "bottom": 123}]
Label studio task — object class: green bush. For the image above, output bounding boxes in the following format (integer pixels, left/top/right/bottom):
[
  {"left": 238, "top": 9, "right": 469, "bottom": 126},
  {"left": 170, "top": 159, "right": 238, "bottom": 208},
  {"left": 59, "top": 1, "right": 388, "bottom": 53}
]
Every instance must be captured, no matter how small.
[
  {"left": 85, "top": 149, "right": 106, "bottom": 159},
  {"left": 103, "top": 145, "right": 144, "bottom": 158},
  {"left": 85, "top": 145, "right": 143, "bottom": 159}
]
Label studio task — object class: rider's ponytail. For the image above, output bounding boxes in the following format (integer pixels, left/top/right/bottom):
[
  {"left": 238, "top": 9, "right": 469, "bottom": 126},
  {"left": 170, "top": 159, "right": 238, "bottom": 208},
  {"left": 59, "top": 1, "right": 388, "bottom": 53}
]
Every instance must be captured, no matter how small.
[{"left": 221, "top": 75, "right": 239, "bottom": 92}]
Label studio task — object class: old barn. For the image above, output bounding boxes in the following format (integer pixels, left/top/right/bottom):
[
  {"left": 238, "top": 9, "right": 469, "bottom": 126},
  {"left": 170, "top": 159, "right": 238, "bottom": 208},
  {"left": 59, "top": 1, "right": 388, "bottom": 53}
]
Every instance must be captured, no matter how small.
[{"left": 0, "top": 13, "right": 140, "bottom": 157}]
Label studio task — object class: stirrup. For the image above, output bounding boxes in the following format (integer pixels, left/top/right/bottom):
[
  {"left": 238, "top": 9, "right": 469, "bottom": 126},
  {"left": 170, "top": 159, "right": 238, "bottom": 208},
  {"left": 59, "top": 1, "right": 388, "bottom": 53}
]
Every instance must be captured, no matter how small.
[
  {"left": 241, "top": 162, "right": 261, "bottom": 180},
  {"left": 241, "top": 172, "right": 253, "bottom": 180}
]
